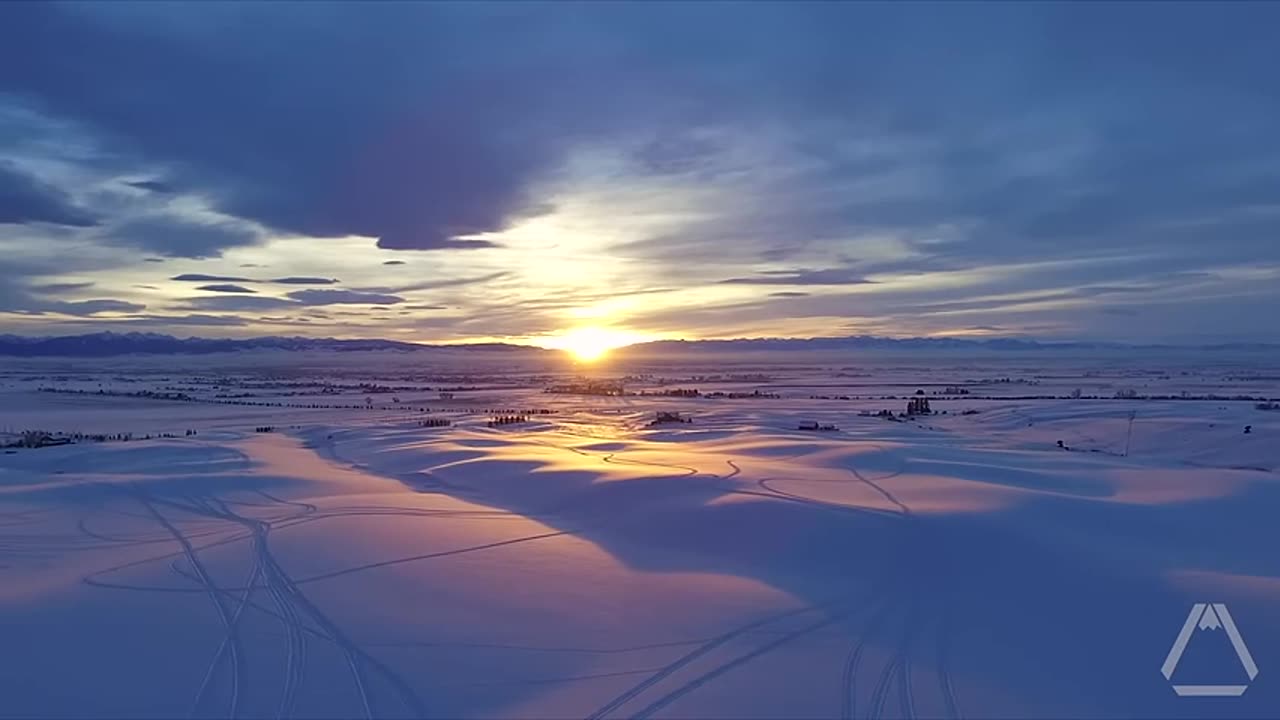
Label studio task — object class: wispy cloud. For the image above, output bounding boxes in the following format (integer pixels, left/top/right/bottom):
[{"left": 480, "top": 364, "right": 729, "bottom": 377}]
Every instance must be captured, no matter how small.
[
  {"left": 30, "top": 281, "right": 95, "bottom": 293},
  {"left": 197, "top": 284, "right": 256, "bottom": 294},
  {"left": 286, "top": 289, "right": 404, "bottom": 306},
  {"left": 720, "top": 269, "right": 877, "bottom": 286},
  {"left": 172, "top": 274, "right": 253, "bottom": 283},
  {"left": 271, "top": 277, "right": 339, "bottom": 285}
]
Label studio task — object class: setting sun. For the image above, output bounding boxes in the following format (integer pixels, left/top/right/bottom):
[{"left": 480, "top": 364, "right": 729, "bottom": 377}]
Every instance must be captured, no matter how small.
[
  {"left": 568, "top": 342, "right": 609, "bottom": 362},
  {"left": 546, "top": 326, "right": 647, "bottom": 362}
]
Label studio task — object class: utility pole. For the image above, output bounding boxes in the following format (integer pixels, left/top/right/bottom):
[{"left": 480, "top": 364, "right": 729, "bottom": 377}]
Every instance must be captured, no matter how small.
[{"left": 1124, "top": 410, "right": 1136, "bottom": 457}]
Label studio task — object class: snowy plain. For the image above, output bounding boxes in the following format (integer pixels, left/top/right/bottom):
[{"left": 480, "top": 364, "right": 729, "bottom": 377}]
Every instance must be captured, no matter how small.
[{"left": 1, "top": 349, "right": 1277, "bottom": 719}]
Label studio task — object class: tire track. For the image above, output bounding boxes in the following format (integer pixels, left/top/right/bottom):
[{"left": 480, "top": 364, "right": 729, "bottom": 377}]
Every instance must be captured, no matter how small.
[
  {"left": 133, "top": 490, "right": 428, "bottom": 719},
  {"left": 846, "top": 466, "right": 910, "bottom": 518},
  {"left": 196, "top": 497, "right": 425, "bottom": 720},
  {"left": 169, "top": 495, "right": 352, "bottom": 719},
  {"left": 83, "top": 502, "right": 553, "bottom": 594},
  {"left": 133, "top": 491, "right": 245, "bottom": 719},
  {"left": 191, "top": 555, "right": 262, "bottom": 719},
  {"left": 296, "top": 528, "right": 573, "bottom": 585},
  {"left": 149, "top": 496, "right": 274, "bottom": 719},
  {"left": 840, "top": 600, "right": 896, "bottom": 720},
  {"left": 846, "top": 445, "right": 924, "bottom": 720},
  {"left": 753, "top": 479, "right": 904, "bottom": 520},
  {"left": 205, "top": 497, "right": 307, "bottom": 720},
  {"left": 584, "top": 602, "right": 838, "bottom": 720},
  {"left": 629, "top": 610, "right": 854, "bottom": 720},
  {"left": 899, "top": 620, "right": 916, "bottom": 720},
  {"left": 935, "top": 599, "right": 962, "bottom": 720}
]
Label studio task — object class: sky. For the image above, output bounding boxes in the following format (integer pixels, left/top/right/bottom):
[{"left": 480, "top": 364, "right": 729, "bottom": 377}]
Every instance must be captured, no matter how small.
[{"left": 1, "top": 1, "right": 1278, "bottom": 348}]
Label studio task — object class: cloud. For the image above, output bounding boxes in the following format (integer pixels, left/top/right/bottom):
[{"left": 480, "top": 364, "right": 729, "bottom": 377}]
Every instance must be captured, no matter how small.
[
  {"left": 40, "top": 299, "right": 145, "bottom": 316},
  {"left": 0, "top": 275, "right": 143, "bottom": 318},
  {"left": 3, "top": 4, "right": 1280, "bottom": 341},
  {"left": 286, "top": 289, "right": 404, "bottom": 306},
  {"left": 30, "top": 281, "right": 94, "bottom": 293},
  {"left": 378, "top": 271, "right": 510, "bottom": 293},
  {"left": 171, "top": 273, "right": 253, "bottom": 282},
  {"left": 172, "top": 274, "right": 338, "bottom": 286},
  {"left": 125, "top": 179, "right": 175, "bottom": 194},
  {"left": 197, "top": 284, "right": 256, "bottom": 294},
  {"left": 270, "top": 277, "right": 339, "bottom": 285},
  {"left": 721, "top": 268, "right": 877, "bottom": 286},
  {"left": 32, "top": 313, "right": 250, "bottom": 329},
  {"left": 105, "top": 214, "right": 261, "bottom": 258},
  {"left": 376, "top": 236, "right": 502, "bottom": 251},
  {"left": 0, "top": 3, "right": 601, "bottom": 251},
  {"left": 183, "top": 295, "right": 297, "bottom": 312},
  {"left": 0, "top": 161, "right": 96, "bottom": 227}
]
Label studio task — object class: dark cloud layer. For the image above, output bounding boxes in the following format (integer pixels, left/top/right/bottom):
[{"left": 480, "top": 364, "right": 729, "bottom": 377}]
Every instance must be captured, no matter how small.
[
  {"left": 197, "top": 284, "right": 256, "bottom": 294},
  {"left": 270, "top": 277, "right": 339, "bottom": 285},
  {"left": 0, "top": 161, "right": 95, "bottom": 227},
  {"left": 172, "top": 274, "right": 252, "bottom": 283},
  {"left": 172, "top": 274, "right": 338, "bottom": 286},
  {"left": 0, "top": 4, "right": 603, "bottom": 252},
  {"left": 106, "top": 215, "right": 260, "bottom": 259},
  {"left": 5, "top": 3, "right": 1279, "bottom": 265}
]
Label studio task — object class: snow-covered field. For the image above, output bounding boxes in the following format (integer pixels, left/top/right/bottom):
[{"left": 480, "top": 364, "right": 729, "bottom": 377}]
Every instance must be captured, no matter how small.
[{"left": 1, "top": 352, "right": 1277, "bottom": 718}]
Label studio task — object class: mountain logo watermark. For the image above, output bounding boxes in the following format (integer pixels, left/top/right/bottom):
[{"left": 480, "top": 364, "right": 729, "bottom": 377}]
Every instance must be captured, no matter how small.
[{"left": 1161, "top": 603, "right": 1259, "bottom": 696}]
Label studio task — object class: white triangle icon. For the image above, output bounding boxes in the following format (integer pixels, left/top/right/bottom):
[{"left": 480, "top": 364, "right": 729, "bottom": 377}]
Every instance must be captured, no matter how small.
[{"left": 1161, "top": 603, "right": 1259, "bottom": 696}]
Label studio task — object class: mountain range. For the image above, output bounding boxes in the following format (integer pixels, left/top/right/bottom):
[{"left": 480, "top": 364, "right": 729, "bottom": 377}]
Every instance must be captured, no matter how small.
[
  {"left": 0, "top": 332, "right": 532, "bottom": 357},
  {"left": 0, "top": 332, "right": 1276, "bottom": 357}
]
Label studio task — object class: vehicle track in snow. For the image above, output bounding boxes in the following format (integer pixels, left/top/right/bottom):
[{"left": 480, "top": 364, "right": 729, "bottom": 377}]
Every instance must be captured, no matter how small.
[
  {"left": 838, "top": 443, "right": 965, "bottom": 720},
  {"left": 105, "top": 487, "right": 430, "bottom": 719},
  {"left": 936, "top": 600, "right": 962, "bottom": 720},
  {"left": 752, "top": 478, "right": 905, "bottom": 520},
  {"left": 846, "top": 445, "right": 911, "bottom": 518},
  {"left": 81, "top": 500, "right": 551, "bottom": 594},
  {"left": 200, "top": 496, "right": 308, "bottom": 720},
  {"left": 132, "top": 491, "right": 246, "bottom": 719},
  {"left": 866, "top": 610, "right": 911, "bottom": 720},
  {"left": 629, "top": 609, "right": 857, "bottom": 720},
  {"left": 583, "top": 600, "right": 844, "bottom": 720},
  {"left": 840, "top": 600, "right": 896, "bottom": 720}
]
